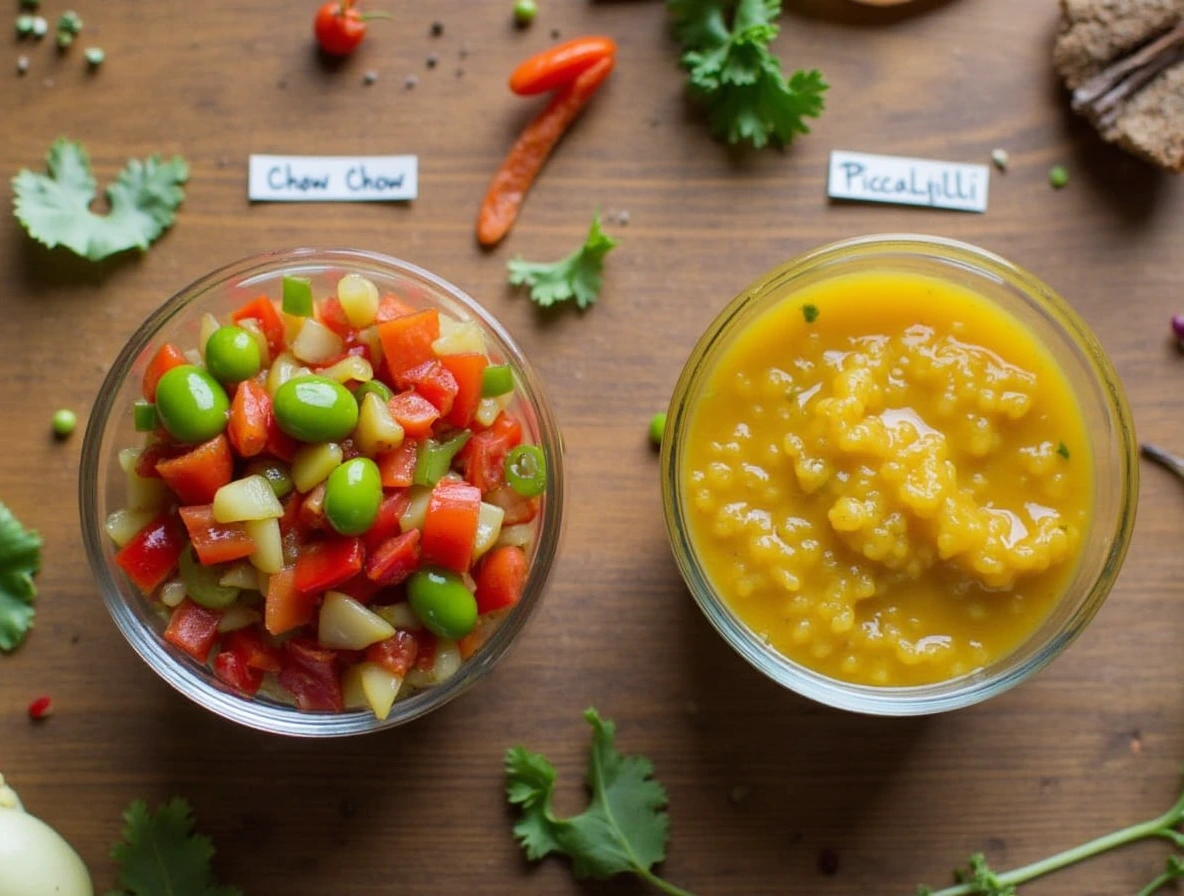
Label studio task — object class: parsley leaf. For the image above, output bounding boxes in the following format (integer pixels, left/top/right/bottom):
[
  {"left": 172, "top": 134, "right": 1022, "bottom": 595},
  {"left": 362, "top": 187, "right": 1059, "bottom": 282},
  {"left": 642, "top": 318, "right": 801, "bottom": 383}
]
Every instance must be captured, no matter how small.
[
  {"left": 668, "top": 0, "right": 827, "bottom": 149},
  {"left": 108, "top": 798, "right": 241, "bottom": 896},
  {"left": 507, "top": 214, "right": 618, "bottom": 310},
  {"left": 0, "top": 502, "right": 42, "bottom": 653},
  {"left": 505, "top": 708, "right": 696, "bottom": 896},
  {"left": 13, "top": 138, "right": 189, "bottom": 262}
]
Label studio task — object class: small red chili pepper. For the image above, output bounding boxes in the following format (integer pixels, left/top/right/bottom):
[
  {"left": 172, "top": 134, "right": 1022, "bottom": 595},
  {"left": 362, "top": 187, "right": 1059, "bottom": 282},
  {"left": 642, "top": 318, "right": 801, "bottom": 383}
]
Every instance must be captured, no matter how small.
[
  {"left": 313, "top": 0, "right": 390, "bottom": 57},
  {"left": 27, "top": 695, "right": 53, "bottom": 720}
]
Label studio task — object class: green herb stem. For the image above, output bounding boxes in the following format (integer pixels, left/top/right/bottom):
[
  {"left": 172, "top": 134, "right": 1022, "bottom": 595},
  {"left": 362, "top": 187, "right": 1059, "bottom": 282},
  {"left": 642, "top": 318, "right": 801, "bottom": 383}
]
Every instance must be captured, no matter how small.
[
  {"left": 925, "top": 788, "right": 1184, "bottom": 896},
  {"left": 1136, "top": 870, "right": 1179, "bottom": 896},
  {"left": 637, "top": 867, "right": 700, "bottom": 896}
]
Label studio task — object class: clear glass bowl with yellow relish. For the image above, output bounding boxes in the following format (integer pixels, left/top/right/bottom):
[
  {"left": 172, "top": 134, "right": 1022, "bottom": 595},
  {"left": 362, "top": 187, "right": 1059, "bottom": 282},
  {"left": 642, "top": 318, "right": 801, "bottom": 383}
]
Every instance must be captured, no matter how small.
[{"left": 661, "top": 234, "right": 1138, "bottom": 715}]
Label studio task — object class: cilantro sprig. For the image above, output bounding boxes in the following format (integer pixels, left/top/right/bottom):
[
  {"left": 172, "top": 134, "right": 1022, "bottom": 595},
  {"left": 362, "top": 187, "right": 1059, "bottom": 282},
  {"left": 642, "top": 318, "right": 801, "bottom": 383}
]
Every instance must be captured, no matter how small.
[
  {"left": 109, "top": 798, "right": 241, "bottom": 896},
  {"left": 0, "top": 502, "right": 42, "bottom": 653},
  {"left": 668, "top": 0, "right": 827, "bottom": 149},
  {"left": 13, "top": 138, "right": 189, "bottom": 262},
  {"left": 507, "top": 213, "right": 618, "bottom": 310},
  {"left": 505, "top": 708, "right": 697, "bottom": 896}
]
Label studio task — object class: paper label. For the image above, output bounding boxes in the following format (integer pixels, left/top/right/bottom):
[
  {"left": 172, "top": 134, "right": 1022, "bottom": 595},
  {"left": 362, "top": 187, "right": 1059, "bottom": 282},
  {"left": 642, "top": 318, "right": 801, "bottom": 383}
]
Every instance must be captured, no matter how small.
[
  {"left": 827, "top": 151, "right": 989, "bottom": 213},
  {"left": 248, "top": 154, "right": 418, "bottom": 202}
]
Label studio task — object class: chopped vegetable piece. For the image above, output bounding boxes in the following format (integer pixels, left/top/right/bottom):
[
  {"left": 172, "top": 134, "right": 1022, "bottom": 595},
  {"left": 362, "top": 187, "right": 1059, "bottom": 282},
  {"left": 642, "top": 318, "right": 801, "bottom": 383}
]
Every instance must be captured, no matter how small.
[
  {"left": 440, "top": 353, "right": 488, "bottom": 427},
  {"left": 505, "top": 708, "right": 694, "bottom": 895},
  {"left": 114, "top": 512, "right": 186, "bottom": 593},
  {"left": 366, "top": 629, "right": 420, "bottom": 676},
  {"left": 504, "top": 445, "right": 547, "bottom": 497},
  {"left": 353, "top": 392, "right": 404, "bottom": 457},
  {"left": 377, "top": 440, "right": 419, "bottom": 488},
  {"left": 278, "top": 638, "right": 343, "bottom": 711},
  {"left": 227, "top": 379, "right": 271, "bottom": 458},
  {"left": 245, "top": 459, "right": 294, "bottom": 499},
  {"left": 230, "top": 296, "right": 285, "bottom": 357},
  {"left": 133, "top": 401, "right": 157, "bottom": 432},
  {"left": 508, "top": 35, "right": 615, "bottom": 95},
  {"left": 294, "top": 537, "right": 364, "bottom": 595},
  {"left": 109, "top": 798, "right": 242, "bottom": 896},
  {"left": 155, "top": 435, "right": 234, "bottom": 505},
  {"left": 1049, "top": 164, "right": 1070, "bottom": 188},
  {"left": 388, "top": 389, "right": 441, "bottom": 439},
  {"left": 482, "top": 365, "right": 515, "bottom": 398},
  {"left": 213, "top": 646, "right": 263, "bottom": 695},
  {"left": 27, "top": 695, "right": 52, "bottom": 720},
  {"left": 212, "top": 474, "right": 284, "bottom": 523},
  {"left": 265, "top": 565, "right": 315, "bottom": 635},
  {"left": 51, "top": 408, "right": 76, "bottom": 438},
  {"left": 0, "top": 502, "right": 41, "bottom": 652},
  {"left": 477, "top": 54, "right": 615, "bottom": 247},
  {"left": 337, "top": 274, "right": 380, "bottom": 327},
  {"left": 475, "top": 545, "right": 528, "bottom": 614},
  {"left": 365, "top": 529, "right": 421, "bottom": 585},
  {"left": 414, "top": 432, "right": 472, "bottom": 487},
  {"left": 318, "top": 590, "right": 395, "bottom": 649},
  {"left": 376, "top": 308, "right": 440, "bottom": 377},
  {"left": 13, "top": 138, "right": 188, "bottom": 262},
  {"left": 141, "top": 343, "right": 188, "bottom": 402},
  {"left": 163, "top": 599, "right": 221, "bottom": 661},
  {"left": 669, "top": 0, "right": 827, "bottom": 149},
  {"left": 421, "top": 480, "right": 482, "bottom": 572},
  {"left": 648, "top": 412, "right": 666, "bottom": 446},
  {"left": 354, "top": 379, "right": 393, "bottom": 405},
  {"left": 513, "top": 0, "right": 538, "bottom": 27},
  {"left": 222, "top": 627, "right": 282, "bottom": 672},
  {"left": 282, "top": 275, "right": 314, "bottom": 317},
  {"left": 178, "top": 546, "right": 239, "bottom": 610},
  {"left": 178, "top": 504, "right": 256, "bottom": 566},
  {"left": 508, "top": 213, "right": 618, "bottom": 309},
  {"left": 396, "top": 359, "right": 459, "bottom": 416}
]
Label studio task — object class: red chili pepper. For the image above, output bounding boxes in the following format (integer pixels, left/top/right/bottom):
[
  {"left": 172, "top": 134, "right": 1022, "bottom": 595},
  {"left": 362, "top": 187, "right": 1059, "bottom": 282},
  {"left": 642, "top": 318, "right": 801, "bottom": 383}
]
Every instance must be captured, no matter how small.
[
  {"left": 27, "top": 695, "right": 52, "bottom": 720},
  {"left": 508, "top": 36, "right": 617, "bottom": 96},
  {"left": 313, "top": 0, "right": 390, "bottom": 58}
]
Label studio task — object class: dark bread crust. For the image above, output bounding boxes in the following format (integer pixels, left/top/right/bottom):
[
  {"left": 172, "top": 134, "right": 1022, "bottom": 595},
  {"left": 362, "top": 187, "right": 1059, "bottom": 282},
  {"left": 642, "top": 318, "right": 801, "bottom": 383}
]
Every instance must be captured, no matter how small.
[{"left": 1054, "top": 0, "right": 1184, "bottom": 171}]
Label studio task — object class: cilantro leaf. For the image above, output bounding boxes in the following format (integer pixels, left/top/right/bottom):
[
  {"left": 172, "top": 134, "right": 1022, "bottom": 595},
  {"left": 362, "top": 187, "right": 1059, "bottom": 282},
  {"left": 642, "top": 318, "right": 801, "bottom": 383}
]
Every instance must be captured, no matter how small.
[
  {"left": 505, "top": 708, "right": 696, "bottom": 896},
  {"left": 507, "top": 214, "right": 618, "bottom": 310},
  {"left": 13, "top": 138, "right": 189, "bottom": 262},
  {"left": 669, "top": 0, "right": 827, "bottom": 149},
  {"left": 107, "top": 798, "right": 241, "bottom": 896},
  {"left": 0, "top": 502, "right": 42, "bottom": 653}
]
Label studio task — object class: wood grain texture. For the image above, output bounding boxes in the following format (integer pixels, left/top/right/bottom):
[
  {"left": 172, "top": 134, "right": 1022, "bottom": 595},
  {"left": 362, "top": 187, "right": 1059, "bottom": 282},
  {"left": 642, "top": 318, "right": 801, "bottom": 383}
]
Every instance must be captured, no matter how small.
[{"left": 2, "top": 0, "right": 1184, "bottom": 893}]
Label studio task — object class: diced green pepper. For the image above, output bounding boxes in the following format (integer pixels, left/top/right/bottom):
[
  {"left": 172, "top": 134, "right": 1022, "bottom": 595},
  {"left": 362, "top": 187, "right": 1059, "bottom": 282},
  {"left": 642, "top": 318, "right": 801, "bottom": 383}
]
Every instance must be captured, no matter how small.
[
  {"left": 133, "top": 400, "right": 157, "bottom": 432},
  {"left": 504, "top": 444, "right": 546, "bottom": 497},
  {"left": 481, "top": 364, "right": 514, "bottom": 397},
  {"left": 178, "top": 546, "right": 238, "bottom": 609},
  {"left": 353, "top": 379, "right": 393, "bottom": 405},
  {"left": 413, "top": 432, "right": 472, "bottom": 487},
  {"left": 282, "top": 275, "right": 314, "bottom": 317}
]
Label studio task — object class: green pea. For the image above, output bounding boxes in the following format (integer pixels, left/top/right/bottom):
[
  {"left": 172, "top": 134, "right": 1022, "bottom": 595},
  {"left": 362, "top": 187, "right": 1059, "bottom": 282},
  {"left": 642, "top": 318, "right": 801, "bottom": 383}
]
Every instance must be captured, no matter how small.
[
  {"left": 408, "top": 568, "right": 478, "bottom": 639},
  {"left": 648, "top": 412, "right": 666, "bottom": 447},
  {"left": 51, "top": 408, "right": 76, "bottom": 438},
  {"left": 353, "top": 379, "right": 393, "bottom": 405},
  {"left": 273, "top": 375, "right": 359, "bottom": 442},
  {"left": 323, "top": 457, "right": 382, "bottom": 536},
  {"left": 205, "top": 325, "right": 262, "bottom": 383},
  {"left": 154, "top": 365, "right": 229, "bottom": 444}
]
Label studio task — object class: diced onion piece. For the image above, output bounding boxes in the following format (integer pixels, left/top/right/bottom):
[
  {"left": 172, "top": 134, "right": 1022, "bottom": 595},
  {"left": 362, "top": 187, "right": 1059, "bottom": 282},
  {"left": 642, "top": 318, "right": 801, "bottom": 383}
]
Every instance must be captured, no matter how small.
[
  {"left": 354, "top": 393, "right": 404, "bottom": 457},
  {"left": 291, "top": 442, "right": 343, "bottom": 493},
  {"left": 183, "top": 347, "right": 203, "bottom": 367},
  {"left": 318, "top": 591, "right": 396, "bottom": 650},
  {"left": 105, "top": 507, "right": 157, "bottom": 547},
  {"left": 432, "top": 318, "right": 486, "bottom": 356},
  {"left": 398, "top": 486, "right": 432, "bottom": 532},
  {"left": 474, "top": 394, "right": 512, "bottom": 428},
  {"left": 318, "top": 355, "right": 373, "bottom": 385},
  {"left": 198, "top": 312, "right": 221, "bottom": 360},
  {"left": 266, "top": 352, "right": 305, "bottom": 396},
  {"left": 406, "top": 638, "right": 462, "bottom": 688},
  {"left": 337, "top": 274, "right": 380, "bottom": 328},
  {"left": 244, "top": 517, "right": 283, "bottom": 574},
  {"left": 217, "top": 605, "right": 261, "bottom": 633},
  {"left": 238, "top": 318, "right": 272, "bottom": 366},
  {"left": 358, "top": 327, "right": 383, "bottom": 366},
  {"left": 121, "top": 450, "right": 169, "bottom": 511},
  {"left": 372, "top": 601, "right": 423, "bottom": 631},
  {"left": 349, "top": 661, "right": 403, "bottom": 720},
  {"left": 472, "top": 502, "right": 505, "bottom": 561},
  {"left": 281, "top": 311, "right": 305, "bottom": 345},
  {"left": 342, "top": 664, "right": 369, "bottom": 710},
  {"left": 291, "top": 318, "right": 344, "bottom": 365},
  {"left": 219, "top": 561, "right": 263, "bottom": 590},
  {"left": 495, "top": 523, "right": 534, "bottom": 548},
  {"left": 212, "top": 475, "right": 284, "bottom": 523},
  {"left": 118, "top": 448, "right": 137, "bottom": 474},
  {"left": 160, "top": 579, "right": 187, "bottom": 608}
]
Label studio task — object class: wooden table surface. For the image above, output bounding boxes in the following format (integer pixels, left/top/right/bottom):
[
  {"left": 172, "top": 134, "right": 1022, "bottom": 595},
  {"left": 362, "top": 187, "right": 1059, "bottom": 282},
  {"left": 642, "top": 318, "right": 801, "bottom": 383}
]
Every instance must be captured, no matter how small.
[{"left": 4, "top": 0, "right": 1184, "bottom": 893}]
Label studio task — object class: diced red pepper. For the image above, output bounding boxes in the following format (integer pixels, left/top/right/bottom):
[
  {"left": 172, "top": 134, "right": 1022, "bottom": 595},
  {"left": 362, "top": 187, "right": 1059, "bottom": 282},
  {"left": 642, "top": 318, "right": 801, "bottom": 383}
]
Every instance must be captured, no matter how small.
[
  {"left": 365, "top": 629, "right": 420, "bottom": 677},
  {"left": 376, "top": 441, "right": 419, "bottom": 489},
  {"left": 155, "top": 435, "right": 234, "bottom": 505},
  {"left": 265, "top": 410, "right": 300, "bottom": 463},
  {"left": 265, "top": 565, "right": 318, "bottom": 636},
  {"left": 114, "top": 512, "right": 187, "bottom": 593},
  {"left": 213, "top": 648, "right": 264, "bottom": 696},
  {"left": 231, "top": 295, "right": 285, "bottom": 357},
  {"left": 474, "top": 545, "right": 529, "bottom": 614},
  {"left": 486, "top": 485, "right": 541, "bottom": 525},
  {"left": 134, "top": 442, "right": 186, "bottom": 479},
  {"left": 420, "top": 480, "right": 481, "bottom": 573},
  {"left": 460, "top": 433, "right": 508, "bottom": 494},
  {"left": 363, "top": 490, "right": 410, "bottom": 551},
  {"left": 318, "top": 296, "right": 354, "bottom": 338},
  {"left": 278, "top": 638, "right": 343, "bottom": 712},
  {"left": 164, "top": 599, "right": 222, "bottom": 662},
  {"left": 374, "top": 294, "right": 415, "bottom": 323},
  {"left": 376, "top": 308, "right": 439, "bottom": 379},
  {"left": 222, "top": 626, "right": 283, "bottom": 672},
  {"left": 294, "top": 537, "right": 364, "bottom": 595},
  {"left": 395, "top": 360, "right": 458, "bottom": 417},
  {"left": 178, "top": 504, "right": 256, "bottom": 565},
  {"left": 365, "top": 529, "right": 421, "bottom": 585},
  {"left": 490, "top": 411, "right": 524, "bottom": 446},
  {"left": 414, "top": 630, "right": 438, "bottom": 672},
  {"left": 141, "top": 343, "right": 188, "bottom": 402},
  {"left": 299, "top": 484, "right": 327, "bottom": 531},
  {"left": 334, "top": 572, "right": 383, "bottom": 604},
  {"left": 387, "top": 390, "right": 440, "bottom": 439},
  {"left": 440, "top": 353, "right": 487, "bottom": 428},
  {"left": 228, "top": 380, "right": 271, "bottom": 458}
]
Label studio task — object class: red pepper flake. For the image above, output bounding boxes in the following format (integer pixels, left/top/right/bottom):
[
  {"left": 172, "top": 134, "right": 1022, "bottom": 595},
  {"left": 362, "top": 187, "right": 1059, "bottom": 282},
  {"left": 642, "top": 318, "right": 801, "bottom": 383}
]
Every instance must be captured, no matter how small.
[{"left": 27, "top": 695, "right": 53, "bottom": 721}]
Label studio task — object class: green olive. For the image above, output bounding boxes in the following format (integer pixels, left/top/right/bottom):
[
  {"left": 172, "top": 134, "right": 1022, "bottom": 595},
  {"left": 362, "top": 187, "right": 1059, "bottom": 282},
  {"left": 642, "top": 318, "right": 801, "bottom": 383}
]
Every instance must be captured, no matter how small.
[
  {"left": 323, "top": 457, "right": 382, "bottom": 536},
  {"left": 205, "top": 325, "right": 262, "bottom": 383},
  {"left": 407, "top": 567, "right": 478, "bottom": 640},
  {"left": 273, "top": 375, "right": 359, "bottom": 442},
  {"left": 154, "top": 365, "right": 229, "bottom": 444}
]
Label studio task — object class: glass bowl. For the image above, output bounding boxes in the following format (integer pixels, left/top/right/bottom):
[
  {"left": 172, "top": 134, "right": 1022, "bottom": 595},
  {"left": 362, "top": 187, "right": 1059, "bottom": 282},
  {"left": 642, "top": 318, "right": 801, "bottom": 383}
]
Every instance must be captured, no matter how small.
[
  {"left": 661, "top": 234, "right": 1138, "bottom": 716},
  {"left": 80, "top": 248, "right": 565, "bottom": 736}
]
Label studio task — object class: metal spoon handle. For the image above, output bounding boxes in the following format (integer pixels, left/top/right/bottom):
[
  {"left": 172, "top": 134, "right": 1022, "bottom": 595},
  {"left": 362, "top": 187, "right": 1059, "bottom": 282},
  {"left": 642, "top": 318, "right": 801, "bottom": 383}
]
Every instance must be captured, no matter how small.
[{"left": 1141, "top": 443, "right": 1184, "bottom": 479}]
